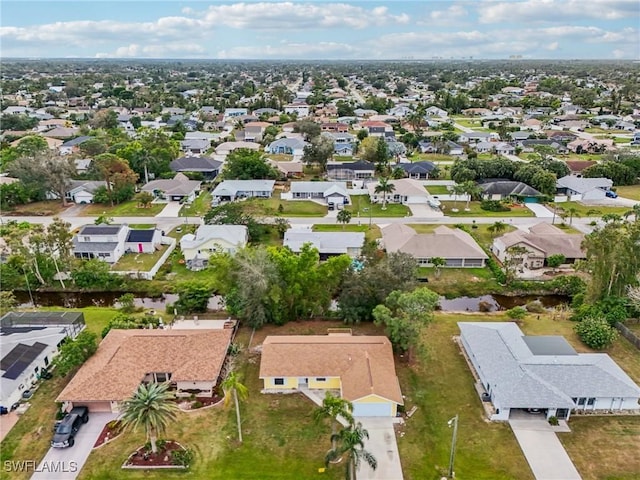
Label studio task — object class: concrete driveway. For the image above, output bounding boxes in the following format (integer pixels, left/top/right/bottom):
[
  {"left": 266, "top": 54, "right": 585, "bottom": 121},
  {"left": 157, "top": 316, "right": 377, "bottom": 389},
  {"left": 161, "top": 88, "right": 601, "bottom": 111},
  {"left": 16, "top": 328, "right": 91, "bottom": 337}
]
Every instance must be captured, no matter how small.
[
  {"left": 408, "top": 204, "right": 443, "bottom": 218},
  {"left": 156, "top": 201, "right": 183, "bottom": 217},
  {"left": 525, "top": 203, "right": 554, "bottom": 218},
  {"left": 355, "top": 417, "right": 403, "bottom": 480},
  {"left": 31, "top": 412, "right": 118, "bottom": 480},
  {"left": 509, "top": 418, "right": 581, "bottom": 480}
]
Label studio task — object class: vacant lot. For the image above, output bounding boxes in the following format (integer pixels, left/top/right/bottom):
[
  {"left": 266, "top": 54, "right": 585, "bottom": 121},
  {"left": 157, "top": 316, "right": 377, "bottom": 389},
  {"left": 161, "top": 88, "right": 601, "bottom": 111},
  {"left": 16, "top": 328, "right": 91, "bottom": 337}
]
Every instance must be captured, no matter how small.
[
  {"left": 243, "top": 198, "right": 327, "bottom": 217},
  {"left": 613, "top": 185, "right": 640, "bottom": 201},
  {"left": 4, "top": 200, "right": 68, "bottom": 216},
  {"left": 346, "top": 195, "right": 410, "bottom": 218},
  {"left": 440, "top": 201, "right": 534, "bottom": 217},
  {"left": 313, "top": 223, "right": 382, "bottom": 241},
  {"left": 553, "top": 201, "right": 630, "bottom": 217},
  {"left": 81, "top": 201, "right": 165, "bottom": 217}
]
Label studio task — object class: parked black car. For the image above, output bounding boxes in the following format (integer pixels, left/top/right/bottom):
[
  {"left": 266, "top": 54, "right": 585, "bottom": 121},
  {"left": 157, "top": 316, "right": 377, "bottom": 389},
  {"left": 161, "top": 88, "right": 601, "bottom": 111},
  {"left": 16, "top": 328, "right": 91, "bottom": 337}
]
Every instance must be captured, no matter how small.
[
  {"left": 51, "top": 406, "right": 89, "bottom": 448},
  {"left": 0, "top": 406, "right": 8, "bottom": 415}
]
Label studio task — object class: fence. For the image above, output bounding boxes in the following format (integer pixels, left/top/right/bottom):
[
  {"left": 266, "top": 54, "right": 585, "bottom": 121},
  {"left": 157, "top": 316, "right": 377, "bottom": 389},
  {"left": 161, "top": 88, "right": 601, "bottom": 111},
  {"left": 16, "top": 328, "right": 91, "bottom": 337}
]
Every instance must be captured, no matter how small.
[
  {"left": 616, "top": 322, "right": 640, "bottom": 350},
  {"left": 113, "top": 236, "right": 176, "bottom": 281}
]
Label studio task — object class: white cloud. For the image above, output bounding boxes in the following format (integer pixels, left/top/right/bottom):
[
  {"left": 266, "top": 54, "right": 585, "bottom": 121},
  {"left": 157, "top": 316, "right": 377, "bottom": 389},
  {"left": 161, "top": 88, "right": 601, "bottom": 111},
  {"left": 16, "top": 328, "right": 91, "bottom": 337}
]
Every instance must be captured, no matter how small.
[
  {"left": 430, "top": 5, "right": 468, "bottom": 21},
  {"left": 202, "top": 2, "right": 409, "bottom": 30},
  {"left": 96, "top": 43, "right": 206, "bottom": 59},
  {"left": 546, "top": 42, "right": 559, "bottom": 51},
  {"left": 218, "top": 41, "right": 360, "bottom": 59},
  {"left": 478, "top": 0, "right": 639, "bottom": 24}
]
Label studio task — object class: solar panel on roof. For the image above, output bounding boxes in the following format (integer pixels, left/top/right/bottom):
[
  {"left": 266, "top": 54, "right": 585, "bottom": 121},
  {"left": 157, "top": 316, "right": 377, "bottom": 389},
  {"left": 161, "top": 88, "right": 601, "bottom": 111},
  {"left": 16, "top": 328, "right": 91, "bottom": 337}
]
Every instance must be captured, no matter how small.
[
  {"left": 3, "top": 361, "right": 29, "bottom": 380},
  {"left": 1, "top": 342, "right": 47, "bottom": 379},
  {"left": 1, "top": 344, "right": 29, "bottom": 370}
]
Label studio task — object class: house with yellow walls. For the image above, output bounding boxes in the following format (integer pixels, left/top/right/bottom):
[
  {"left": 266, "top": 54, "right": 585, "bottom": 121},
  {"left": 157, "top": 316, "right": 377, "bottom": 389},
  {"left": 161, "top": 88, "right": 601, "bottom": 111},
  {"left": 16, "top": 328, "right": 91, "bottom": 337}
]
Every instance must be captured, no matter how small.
[{"left": 259, "top": 332, "right": 403, "bottom": 417}]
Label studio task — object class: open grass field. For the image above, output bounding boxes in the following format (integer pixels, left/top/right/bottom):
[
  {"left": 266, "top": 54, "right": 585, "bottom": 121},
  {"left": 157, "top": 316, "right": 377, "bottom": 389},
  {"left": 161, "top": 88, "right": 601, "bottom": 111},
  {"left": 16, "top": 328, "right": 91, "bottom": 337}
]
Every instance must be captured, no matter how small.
[
  {"left": 613, "top": 185, "right": 640, "bottom": 201},
  {"left": 346, "top": 195, "right": 410, "bottom": 218},
  {"left": 112, "top": 245, "right": 168, "bottom": 272},
  {"left": 180, "top": 191, "right": 212, "bottom": 217},
  {"left": 4, "top": 200, "right": 68, "bottom": 216},
  {"left": 313, "top": 223, "right": 382, "bottom": 241},
  {"left": 553, "top": 201, "right": 630, "bottom": 217},
  {"left": 425, "top": 185, "right": 450, "bottom": 195},
  {"left": 441, "top": 201, "right": 534, "bottom": 217},
  {"left": 410, "top": 153, "right": 455, "bottom": 162},
  {"left": 243, "top": 198, "right": 327, "bottom": 217},
  {"left": 81, "top": 201, "right": 165, "bottom": 217}
]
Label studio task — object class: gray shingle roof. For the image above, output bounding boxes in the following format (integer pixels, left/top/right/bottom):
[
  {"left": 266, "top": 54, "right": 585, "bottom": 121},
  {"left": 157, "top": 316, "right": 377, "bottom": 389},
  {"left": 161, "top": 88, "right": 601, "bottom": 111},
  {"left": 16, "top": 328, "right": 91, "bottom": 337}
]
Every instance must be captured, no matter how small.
[
  {"left": 458, "top": 322, "right": 640, "bottom": 410},
  {"left": 170, "top": 156, "right": 222, "bottom": 172},
  {"left": 283, "top": 231, "right": 364, "bottom": 254}
]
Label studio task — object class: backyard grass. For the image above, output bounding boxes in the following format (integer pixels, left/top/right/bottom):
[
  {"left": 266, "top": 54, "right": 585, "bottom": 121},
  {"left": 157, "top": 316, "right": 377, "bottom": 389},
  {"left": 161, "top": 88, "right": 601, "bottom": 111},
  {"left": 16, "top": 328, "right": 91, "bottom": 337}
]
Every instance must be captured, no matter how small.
[
  {"left": 417, "top": 267, "right": 501, "bottom": 297},
  {"left": 243, "top": 198, "right": 327, "bottom": 217},
  {"left": 613, "top": 185, "right": 640, "bottom": 201},
  {"left": 346, "top": 195, "right": 410, "bottom": 218},
  {"left": 80, "top": 201, "right": 165, "bottom": 217},
  {"left": 425, "top": 185, "right": 450, "bottom": 195},
  {"left": 313, "top": 223, "right": 382, "bottom": 241},
  {"left": 126, "top": 224, "right": 155, "bottom": 229},
  {"left": 180, "top": 191, "right": 212, "bottom": 217},
  {"left": 552, "top": 201, "right": 630, "bottom": 217},
  {"left": 440, "top": 201, "right": 534, "bottom": 217},
  {"left": 112, "top": 245, "right": 168, "bottom": 272},
  {"left": 410, "top": 153, "right": 456, "bottom": 162},
  {"left": 4, "top": 200, "right": 68, "bottom": 216}
]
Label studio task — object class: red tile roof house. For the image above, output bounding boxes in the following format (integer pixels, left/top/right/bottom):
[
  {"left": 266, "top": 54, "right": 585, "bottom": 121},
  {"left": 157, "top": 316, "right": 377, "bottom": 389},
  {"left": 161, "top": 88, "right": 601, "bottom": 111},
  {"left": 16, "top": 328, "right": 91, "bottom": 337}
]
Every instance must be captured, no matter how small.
[
  {"left": 57, "top": 328, "right": 233, "bottom": 413},
  {"left": 259, "top": 332, "right": 403, "bottom": 417}
]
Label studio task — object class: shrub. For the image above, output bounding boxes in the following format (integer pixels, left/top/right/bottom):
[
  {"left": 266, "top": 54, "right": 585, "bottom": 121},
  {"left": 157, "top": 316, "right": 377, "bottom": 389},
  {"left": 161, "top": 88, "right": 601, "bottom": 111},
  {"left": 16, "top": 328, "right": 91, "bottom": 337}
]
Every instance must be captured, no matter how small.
[
  {"left": 486, "top": 257, "right": 506, "bottom": 284},
  {"left": 525, "top": 300, "right": 545, "bottom": 314},
  {"left": 548, "top": 416, "right": 559, "bottom": 426},
  {"left": 480, "top": 199, "right": 510, "bottom": 212},
  {"left": 575, "top": 316, "right": 618, "bottom": 350},
  {"left": 506, "top": 306, "right": 527, "bottom": 320},
  {"left": 191, "top": 400, "right": 203, "bottom": 409},
  {"left": 172, "top": 448, "right": 194, "bottom": 467}
]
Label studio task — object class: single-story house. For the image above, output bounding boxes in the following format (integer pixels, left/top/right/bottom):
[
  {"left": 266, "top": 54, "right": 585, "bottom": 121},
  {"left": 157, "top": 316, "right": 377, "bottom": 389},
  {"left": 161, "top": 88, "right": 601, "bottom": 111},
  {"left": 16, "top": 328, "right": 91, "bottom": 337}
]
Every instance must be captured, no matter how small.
[
  {"left": 492, "top": 223, "right": 585, "bottom": 269},
  {"left": 381, "top": 224, "right": 488, "bottom": 267},
  {"left": 215, "top": 141, "right": 261, "bottom": 157},
  {"left": 65, "top": 180, "right": 107, "bottom": 204},
  {"left": 1, "top": 312, "right": 85, "bottom": 408},
  {"left": 266, "top": 137, "right": 308, "bottom": 156},
  {"left": 473, "top": 141, "right": 515, "bottom": 156},
  {"left": 479, "top": 180, "right": 543, "bottom": 202},
  {"left": 141, "top": 173, "right": 202, "bottom": 203},
  {"left": 57, "top": 328, "right": 233, "bottom": 413},
  {"left": 59, "top": 136, "right": 93, "bottom": 155},
  {"left": 74, "top": 158, "right": 92, "bottom": 174},
  {"left": 259, "top": 332, "right": 404, "bottom": 417},
  {"left": 289, "top": 181, "right": 349, "bottom": 207},
  {"left": 180, "top": 225, "right": 248, "bottom": 271},
  {"left": 73, "top": 224, "right": 129, "bottom": 263},
  {"left": 326, "top": 160, "right": 375, "bottom": 181},
  {"left": 170, "top": 156, "right": 222, "bottom": 181},
  {"left": 211, "top": 179, "right": 276, "bottom": 203},
  {"left": 425, "top": 106, "right": 448, "bottom": 118},
  {"left": 284, "top": 104, "right": 310, "bottom": 118},
  {"left": 564, "top": 161, "right": 594, "bottom": 177},
  {"left": 458, "top": 131, "right": 499, "bottom": 143},
  {"left": 368, "top": 178, "right": 434, "bottom": 205},
  {"left": 124, "top": 229, "right": 162, "bottom": 254},
  {"left": 556, "top": 175, "right": 613, "bottom": 201},
  {"left": 223, "top": 108, "right": 248, "bottom": 122},
  {"left": 283, "top": 230, "right": 365, "bottom": 259},
  {"left": 517, "top": 139, "right": 567, "bottom": 154},
  {"left": 458, "top": 322, "right": 640, "bottom": 421},
  {"left": 269, "top": 160, "right": 304, "bottom": 178},
  {"left": 397, "top": 161, "right": 437, "bottom": 180},
  {"left": 180, "top": 138, "right": 210, "bottom": 156}
]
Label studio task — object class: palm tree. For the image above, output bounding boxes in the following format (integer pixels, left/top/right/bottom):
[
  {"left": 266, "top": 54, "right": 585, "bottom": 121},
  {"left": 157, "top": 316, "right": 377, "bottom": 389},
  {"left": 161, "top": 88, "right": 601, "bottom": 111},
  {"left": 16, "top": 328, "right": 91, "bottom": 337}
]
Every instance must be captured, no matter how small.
[
  {"left": 336, "top": 209, "right": 352, "bottom": 230},
  {"left": 623, "top": 204, "right": 640, "bottom": 220},
  {"left": 120, "top": 382, "right": 179, "bottom": 454},
  {"left": 374, "top": 177, "right": 395, "bottom": 210},
  {"left": 488, "top": 221, "right": 507, "bottom": 238},
  {"left": 565, "top": 206, "right": 580, "bottom": 225},
  {"left": 221, "top": 371, "right": 249, "bottom": 443},
  {"left": 461, "top": 181, "right": 482, "bottom": 210},
  {"left": 325, "top": 422, "right": 377, "bottom": 480},
  {"left": 313, "top": 392, "right": 354, "bottom": 450},
  {"left": 449, "top": 184, "right": 466, "bottom": 211},
  {"left": 431, "top": 257, "right": 446, "bottom": 277}
]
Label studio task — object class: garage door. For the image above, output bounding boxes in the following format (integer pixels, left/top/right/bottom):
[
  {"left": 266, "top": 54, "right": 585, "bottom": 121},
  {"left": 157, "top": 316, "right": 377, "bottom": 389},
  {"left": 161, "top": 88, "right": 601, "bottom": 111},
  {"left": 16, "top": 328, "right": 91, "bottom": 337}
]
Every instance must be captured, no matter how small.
[
  {"left": 352, "top": 402, "right": 392, "bottom": 417},
  {"left": 85, "top": 401, "right": 113, "bottom": 412}
]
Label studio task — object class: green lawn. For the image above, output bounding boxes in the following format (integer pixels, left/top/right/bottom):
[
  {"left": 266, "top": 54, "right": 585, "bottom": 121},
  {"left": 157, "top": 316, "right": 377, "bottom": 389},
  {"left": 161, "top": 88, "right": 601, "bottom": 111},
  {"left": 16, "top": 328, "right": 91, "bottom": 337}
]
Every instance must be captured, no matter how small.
[
  {"left": 313, "top": 223, "right": 382, "bottom": 241},
  {"left": 243, "top": 198, "right": 327, "bottom": 217},
  {"left": 180, "top": 191, "right": 212, "bottom": 217},
  {"left": 81, "top": 201, "right": 165, "bottom": 217},
  {"left": 346, "top": 195, "right": 410, "bottom": 218},
  {"left": 127, "top": 224, "right": 155, "bottom": 229},
  {"left": 551, "top": 201, "right": 630, "bottom": 217},
  {"left": 112, "top": 245, "right": 168, "bottom": 272},
  {"left": 333, "top": 155, "right": 355, "bottom": 162},
  {"left": 425, "top": 185, "right": 450, "bottom": 195},
  {"left": 613, "top": 185, "right": 640, "bottom": 201},
  {"left": 441, "top": 201, "right": 534, "bottom": 217},
  {"left": 410, "top": 153, "right": 456, "bottom": 162}
]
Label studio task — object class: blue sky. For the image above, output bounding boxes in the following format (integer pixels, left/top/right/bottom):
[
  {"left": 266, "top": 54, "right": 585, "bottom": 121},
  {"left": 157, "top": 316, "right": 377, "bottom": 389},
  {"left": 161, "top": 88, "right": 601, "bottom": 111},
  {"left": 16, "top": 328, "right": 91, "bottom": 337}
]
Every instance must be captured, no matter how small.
[{"left": 1, "top": 1, "right": 639, "bottom": 59}]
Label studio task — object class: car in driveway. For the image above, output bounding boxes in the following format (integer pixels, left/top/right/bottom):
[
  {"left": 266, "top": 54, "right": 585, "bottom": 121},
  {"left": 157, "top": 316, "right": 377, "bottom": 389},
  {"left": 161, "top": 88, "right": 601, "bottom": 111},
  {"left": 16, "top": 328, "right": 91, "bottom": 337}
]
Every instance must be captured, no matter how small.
[
  {"left": 605, "top": 190, "right": 618, "bottom": 199},
  {"left": 51, "top": 406, "right": 89, "bottom": 448}
]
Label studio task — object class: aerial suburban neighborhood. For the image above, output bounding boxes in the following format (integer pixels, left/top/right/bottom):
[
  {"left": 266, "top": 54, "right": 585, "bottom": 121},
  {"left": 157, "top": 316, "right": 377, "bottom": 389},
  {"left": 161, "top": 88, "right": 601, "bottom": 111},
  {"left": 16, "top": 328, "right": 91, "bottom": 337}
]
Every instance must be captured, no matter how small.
[{"left": 1, "top": 2, "right": 640, "bottom": 479}]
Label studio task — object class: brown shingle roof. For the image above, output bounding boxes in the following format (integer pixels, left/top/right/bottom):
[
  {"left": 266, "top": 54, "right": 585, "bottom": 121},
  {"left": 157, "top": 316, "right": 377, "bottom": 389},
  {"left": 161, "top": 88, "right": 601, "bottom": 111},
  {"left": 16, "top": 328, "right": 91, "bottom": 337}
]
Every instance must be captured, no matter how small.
[
  {"left": 259, "top": 335, "right": 403, "bottom": 404},
  {"left": 498, "top": 223, "right": 585, "bottom": 259},
  {"left": 57, "top": 329, "right": 232, "bottom": 402}
]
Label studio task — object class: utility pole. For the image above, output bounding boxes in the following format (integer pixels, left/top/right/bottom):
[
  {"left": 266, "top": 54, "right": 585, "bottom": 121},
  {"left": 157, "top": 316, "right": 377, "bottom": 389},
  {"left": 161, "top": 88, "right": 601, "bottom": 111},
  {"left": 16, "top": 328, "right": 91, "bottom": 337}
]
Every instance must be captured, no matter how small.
[{"left": 447, "top": 414, "right": 459, "bottom": 479}]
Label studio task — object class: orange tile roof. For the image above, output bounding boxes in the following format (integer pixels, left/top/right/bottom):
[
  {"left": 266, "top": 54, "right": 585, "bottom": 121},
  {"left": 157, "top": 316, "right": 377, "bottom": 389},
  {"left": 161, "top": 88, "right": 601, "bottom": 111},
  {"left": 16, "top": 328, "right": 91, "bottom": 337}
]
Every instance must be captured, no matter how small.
[
  {"left": 57, "top": 329, "right": 232, "bottom": 402},
  {"left": 259, "top": 335, "right": 403, "bottom": 404}
]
